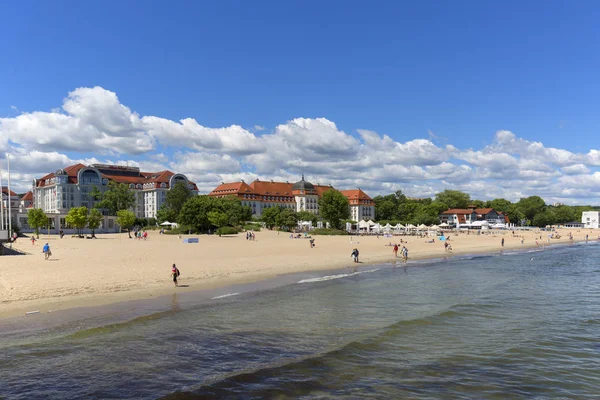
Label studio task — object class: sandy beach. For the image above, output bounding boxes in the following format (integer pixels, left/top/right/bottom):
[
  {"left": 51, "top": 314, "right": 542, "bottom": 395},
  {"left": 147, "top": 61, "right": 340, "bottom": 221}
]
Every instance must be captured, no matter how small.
[{"left": 1, "top": 228, "right": 598, "bottom": 319}]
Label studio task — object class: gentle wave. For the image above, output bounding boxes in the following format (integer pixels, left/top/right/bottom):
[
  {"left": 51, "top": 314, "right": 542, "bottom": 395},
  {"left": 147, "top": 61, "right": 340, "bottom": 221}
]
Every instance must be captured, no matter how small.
[
  {"left": 211, "top": 293, "right": 240, "bottom": 300},
  {"left": 297, "top": 268, "right": 380, "bottom": 284}
]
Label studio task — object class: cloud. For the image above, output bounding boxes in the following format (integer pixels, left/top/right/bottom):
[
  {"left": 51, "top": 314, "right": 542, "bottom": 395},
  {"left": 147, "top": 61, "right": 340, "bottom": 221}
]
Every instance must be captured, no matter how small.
[{"left": 3, "top": 86, "right": 600, "bottom": 204}]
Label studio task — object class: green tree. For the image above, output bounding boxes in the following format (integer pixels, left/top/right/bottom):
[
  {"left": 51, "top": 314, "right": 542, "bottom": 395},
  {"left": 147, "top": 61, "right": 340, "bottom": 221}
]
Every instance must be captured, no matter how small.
[
  {"left": 90, "top": 185, "right": 103, "bottom": 208},
  {"left": 516, "top": 196, "right": 546, "bottom": 221},
  {"left": 208, "top": 210, "right": 230, "bottom": 236},
  {"left": 98, "top": 181, "right": 136, "bottom": 215},
  {"left": 553, "top": 206, "right": 575, "bottom": 224},
  {"left": 27, "top": 208, "right": 47, "bottom": 239},
  {"left": 116, "top": 209, "right": 136, "bottom": 238},
  {"left": 373, "top": 194, "right": 399, "bottom": 221},
  {"left": 296, "top": 210, "right": 318, "bottom": 224},
  {"left": 486, "top": 198, "right": 513, "bottom": 213},
  {"left": 177, "top": 195, "right": 214, "bottom": 232},
  {"left": 66, "top": 206, "right": 89, "bottom": 238},
  {"left": 532, "top": 210, "right": 556, "bottom": 227},
  {"left": 318, "top": 190, "right": 350, "bottom": 229},
  {"left": 471, "top": 199, "right": 485, "bottom": 208},
  {"left": 276, "top": 208, "right": 298, "bottom": 230},
  {"left": 435, "top": 190, "right": 471, "bottom": 209},
  {"left": 261, "top": 206, "right": 281, "bottom": 229},
  {"left": 87, "top": 208, "right": 103, "bottom": 238},
  {"left": 506, "top": 204, "right": 526, "bottom": 226},
  {"left": 157, "top": 181, "right": 192, "bottom": 223}
]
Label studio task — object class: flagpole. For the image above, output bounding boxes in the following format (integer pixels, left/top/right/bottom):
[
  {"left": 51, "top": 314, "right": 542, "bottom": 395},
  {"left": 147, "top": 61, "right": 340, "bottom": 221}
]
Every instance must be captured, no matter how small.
[
  {"left": 0, "top": 158, "right": 4, "bottom": 231},
  {"left": 7, "top": 153, "right": 12, "bottom": 239}
]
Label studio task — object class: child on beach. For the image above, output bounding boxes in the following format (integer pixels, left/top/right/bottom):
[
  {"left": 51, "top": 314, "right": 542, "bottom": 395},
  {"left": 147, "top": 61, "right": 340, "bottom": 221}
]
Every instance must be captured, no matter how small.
[
  {"left": 393, "top": 244, "right": 398, "bottom": 257},
  {"left": 31, "top": 236, "right": 36, "bottom": 246},
  {"left": 171, "top": 263, "right": 180, "bottom": 287}
]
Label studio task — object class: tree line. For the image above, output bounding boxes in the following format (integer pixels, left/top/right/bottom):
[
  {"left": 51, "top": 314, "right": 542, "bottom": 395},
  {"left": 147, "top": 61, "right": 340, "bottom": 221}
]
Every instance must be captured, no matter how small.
[
  {"left": 374, "top": 189, "right": 600, "bottom": 227},
  {"left": 26, "top": 183, "right": 598, "bottom": 237}
]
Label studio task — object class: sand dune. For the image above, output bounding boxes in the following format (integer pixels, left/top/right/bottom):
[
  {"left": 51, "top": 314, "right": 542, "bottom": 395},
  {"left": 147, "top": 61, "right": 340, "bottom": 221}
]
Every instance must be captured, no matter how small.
[{"left": 1, "top": 228, "right": 597, "bottom": 318}]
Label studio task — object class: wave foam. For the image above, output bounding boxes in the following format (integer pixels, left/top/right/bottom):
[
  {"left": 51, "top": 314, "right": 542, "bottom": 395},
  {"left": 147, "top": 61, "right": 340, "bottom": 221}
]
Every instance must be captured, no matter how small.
[
  {"left": 297, "top": 269, "right": 380, "bottom": 284},
  {"left": 211, "top": 293, "right": 240, "bottom": 300}
]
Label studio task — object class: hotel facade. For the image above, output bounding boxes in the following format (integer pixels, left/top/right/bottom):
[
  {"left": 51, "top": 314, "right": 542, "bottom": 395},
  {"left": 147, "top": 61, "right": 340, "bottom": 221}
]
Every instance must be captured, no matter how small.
[
  {"left": 20, "top": 163, "right": 198, "bottom": 232},
  {"left": 209, "top": 176, "right": 375, "bottom": 221}
]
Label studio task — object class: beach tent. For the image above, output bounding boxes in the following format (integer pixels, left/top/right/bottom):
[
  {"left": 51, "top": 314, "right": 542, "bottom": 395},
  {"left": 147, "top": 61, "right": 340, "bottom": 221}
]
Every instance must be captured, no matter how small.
[{"left": 358, "top": 220, "right": 370, "bottom": 232}]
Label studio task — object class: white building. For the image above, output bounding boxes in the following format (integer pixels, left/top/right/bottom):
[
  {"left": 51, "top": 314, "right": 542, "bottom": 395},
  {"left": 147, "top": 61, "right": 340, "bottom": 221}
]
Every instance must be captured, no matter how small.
[
  {"left": 582, "top": 211, "right": 600, "bottom": 229},
  {"left": 22, "top": 163, "right": 198, "bottom": 232},
  {"left": 209, "top": 176, "right": 375, "bottom": 220}
]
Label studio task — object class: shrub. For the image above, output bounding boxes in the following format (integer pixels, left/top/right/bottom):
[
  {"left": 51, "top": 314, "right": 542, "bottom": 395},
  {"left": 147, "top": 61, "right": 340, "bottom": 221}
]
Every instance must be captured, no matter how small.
[
  {"left": 243, "top": 223, "right": 261, "bottom": 232},
  {"left": 217, "top": 226, "right": 239, "bottom": 235},
  {"left": 310, "top": 228, "right": 349, "bottom": 236},
  {"left": 163, "top": 226, "right": 191, "bottom": 235}
]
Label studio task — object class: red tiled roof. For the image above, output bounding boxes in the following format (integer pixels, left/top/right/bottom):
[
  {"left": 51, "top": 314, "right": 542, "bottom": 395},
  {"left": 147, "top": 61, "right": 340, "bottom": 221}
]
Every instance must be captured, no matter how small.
[
  {"left": 1, "top": 186, "right": 18, "bottom": 196},
  {"left": 210, "top": 181, "right": 255, "bottom": 195},
  {"left": 250, "top": 180, "right": 294, "bottom": 196},
  {"left": 475, "top": 208, "right": 494, "bottom": 215},
  {"left": 35, "top": 164, "right": 197, "bottom": 190},
  {"left": 314, "top": 185, "right": 334, "bottom": 196},
  {"left": 441, "top": 209, "right": 476, "bottom": 215},
  {"left": 340, "top": 189, "right": 374, "bottom": 205},
  {"left": 209, "top": 180, "right": 373, "bottom": 204},
  {"left": 21, "top": 191, "right": 33, "bottom": 201}
]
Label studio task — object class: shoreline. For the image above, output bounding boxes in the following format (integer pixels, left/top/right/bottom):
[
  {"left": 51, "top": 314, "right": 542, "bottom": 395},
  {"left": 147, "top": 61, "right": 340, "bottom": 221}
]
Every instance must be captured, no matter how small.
[{"left": 1, "top": 229, "right": 598, "bottom": 320}]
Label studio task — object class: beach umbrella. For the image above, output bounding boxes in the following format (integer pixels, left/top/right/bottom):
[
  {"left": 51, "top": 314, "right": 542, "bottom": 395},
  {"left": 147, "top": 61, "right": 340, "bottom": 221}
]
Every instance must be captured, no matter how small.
[
  {"left": 439, "top": 222, "right": 450, "bottom": 227},
  {"left": 384, "top": 223, "right": 392, "bottom": 229},
  {"left": 160, "top": 221, "right": 172, "bottom": 226},
  {"left": 395, "top": 223, "right": 404, "bottom": 229},
  {"left": 367, "top": 220, "right": 376, "bottom": 226},
  {"left": 418, "top": 224, "right": 428, "bottom": 229},
  {"left": 406, "top": 224, "right": 415, "bottom": 229},
  {"left": 430, "top": 225, "right": 439, "bottom": 229}
]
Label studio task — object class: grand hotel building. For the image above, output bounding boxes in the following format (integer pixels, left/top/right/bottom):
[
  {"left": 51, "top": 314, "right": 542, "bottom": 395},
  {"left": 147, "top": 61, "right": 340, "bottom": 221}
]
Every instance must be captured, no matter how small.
[
  {"left": 209, "top": 175, "right": 375, "bottom": 221},
  {"left": 24, "top": 163, "right": 198, "bottom": 232}
]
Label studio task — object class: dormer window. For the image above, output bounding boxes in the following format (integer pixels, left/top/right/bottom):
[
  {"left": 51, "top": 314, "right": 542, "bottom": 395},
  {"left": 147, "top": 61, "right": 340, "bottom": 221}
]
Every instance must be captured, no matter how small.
[
  {"left": 129, "top": 184, "right": 135, "bottom": 189},
  {"left": 160, "top": 183, "right": 167, "bottom": 188}
]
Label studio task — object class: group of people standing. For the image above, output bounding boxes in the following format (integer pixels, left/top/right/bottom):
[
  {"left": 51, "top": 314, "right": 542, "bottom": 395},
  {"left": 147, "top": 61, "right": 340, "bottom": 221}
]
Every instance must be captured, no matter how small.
[
  {"left": 245, "top": 231, "right": 256, "bottom": 241},
  {"left": 392, "top": 244, "right": 409, "bottom": 261},
  {"left": 135, "top": 230, "right": 148, "bottom": 240}
]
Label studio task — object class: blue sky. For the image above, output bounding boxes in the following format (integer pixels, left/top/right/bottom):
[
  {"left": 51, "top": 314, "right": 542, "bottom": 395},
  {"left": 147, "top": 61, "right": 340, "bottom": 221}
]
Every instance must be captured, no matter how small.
[{"left": 1, "top": 1, "right": 600, "bottom": 203}]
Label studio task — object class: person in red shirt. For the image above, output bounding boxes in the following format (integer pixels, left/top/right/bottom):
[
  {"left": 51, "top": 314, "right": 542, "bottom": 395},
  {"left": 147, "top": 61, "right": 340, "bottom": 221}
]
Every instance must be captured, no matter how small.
[
  {"left": 393, "top": 244, "right": 398, "bottom": 257},
  {"left": 171, "top": 264, "right": 180, "bottom": 287}
]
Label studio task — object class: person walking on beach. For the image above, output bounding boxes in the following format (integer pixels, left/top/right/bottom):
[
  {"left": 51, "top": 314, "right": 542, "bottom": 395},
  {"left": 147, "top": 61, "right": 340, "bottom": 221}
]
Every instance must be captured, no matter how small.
[
  {"left": 171, "top": 263, "right": 180, "bottom": 287},
  {"left": 351, "top": 248, "right": 359, "bottom": 263},
  {"left": 501, "top": 238, "right": 505, "bottom": 247},
  {"left": 31, "top": 236, "right": 36, "bottom": 246},
  {"left": 402, "top": 246, "right": 408, "bottom": 261},
  {"left": 42, "top": 243, "right": 51, "bottom": 260},
  {"left": 393, "top": 244, "right": 399, "bottom": 257}
]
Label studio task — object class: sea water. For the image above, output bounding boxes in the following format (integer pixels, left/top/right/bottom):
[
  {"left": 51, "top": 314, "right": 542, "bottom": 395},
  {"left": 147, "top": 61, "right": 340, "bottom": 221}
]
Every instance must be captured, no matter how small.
[{"left": 2, "top": 242, "right": 600, "bottom": 399}]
